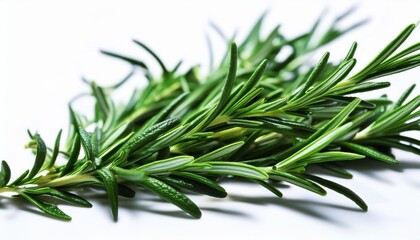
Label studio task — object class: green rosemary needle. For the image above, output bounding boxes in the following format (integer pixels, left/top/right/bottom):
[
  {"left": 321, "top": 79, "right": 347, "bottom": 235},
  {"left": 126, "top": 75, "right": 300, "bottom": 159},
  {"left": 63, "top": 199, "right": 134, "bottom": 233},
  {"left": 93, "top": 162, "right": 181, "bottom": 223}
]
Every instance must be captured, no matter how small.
[{"left": 0, "top": 9, "right": 419, "bottom": 222}]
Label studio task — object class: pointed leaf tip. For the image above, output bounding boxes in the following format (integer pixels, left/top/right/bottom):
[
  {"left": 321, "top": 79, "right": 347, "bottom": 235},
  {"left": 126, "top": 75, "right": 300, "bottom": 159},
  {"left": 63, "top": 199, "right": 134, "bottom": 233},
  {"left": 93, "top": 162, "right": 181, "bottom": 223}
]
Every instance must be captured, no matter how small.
[
  {"left": 97, "top": 168, "right": 119, "bottom": 221},
  {"left": 141, "top": 177, "right": 202, "bottom": 218}
]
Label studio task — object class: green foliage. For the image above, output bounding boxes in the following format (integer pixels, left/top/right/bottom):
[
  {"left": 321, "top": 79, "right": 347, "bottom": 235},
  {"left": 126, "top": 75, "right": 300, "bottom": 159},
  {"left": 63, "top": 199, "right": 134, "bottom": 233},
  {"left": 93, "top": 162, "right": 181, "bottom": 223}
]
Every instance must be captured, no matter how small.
[
  {"left": 0, "top": 9, "right": 419, "bottom": 221},
  {"left": 140, "top": 176, "right": 202, "bottom": 218},
  {"left": 96, "top": 168, "right": 119, "bottom": 221},
  {"left": 0, "top": 161, "right": 11, "bottom": 187}
]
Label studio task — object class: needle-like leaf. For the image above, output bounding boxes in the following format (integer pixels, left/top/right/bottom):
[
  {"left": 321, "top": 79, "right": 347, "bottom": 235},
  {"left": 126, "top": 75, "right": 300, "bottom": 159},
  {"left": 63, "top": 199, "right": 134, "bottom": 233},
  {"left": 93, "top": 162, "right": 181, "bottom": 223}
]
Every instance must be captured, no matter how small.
[
  {"left": 19, "top": 192, "right": 72, "bottom": 221},
  {"left": 48, "top": 129, "right": 62, "bottom": 168},
  {"left": 97, "top": 168, "right": 119, "bottom": 221},
  {"left": 140, "top": 176, "right": 202, "bottom": 218},
  {"left": 192, "top": 162, "right": 269, "bottom": 180},
  {"left": 0, "top": 161, "right": 11, "bottom": 187},
  {"left": 303, "top": 174, "right": 367, "bottom": 211},
  {"left": 136, "top": 155, "right": 194, "bottom": 174},
  {"left": 26, "top": 134, "right": 47, "bottom": 181}
]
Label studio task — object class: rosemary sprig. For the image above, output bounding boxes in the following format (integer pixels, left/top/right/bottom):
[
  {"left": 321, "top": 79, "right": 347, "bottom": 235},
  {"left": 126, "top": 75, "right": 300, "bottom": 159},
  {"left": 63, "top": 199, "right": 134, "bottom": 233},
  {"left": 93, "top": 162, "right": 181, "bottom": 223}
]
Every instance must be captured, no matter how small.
[{"left": 0, "top": 10, "right": 419, "bottom": 221}]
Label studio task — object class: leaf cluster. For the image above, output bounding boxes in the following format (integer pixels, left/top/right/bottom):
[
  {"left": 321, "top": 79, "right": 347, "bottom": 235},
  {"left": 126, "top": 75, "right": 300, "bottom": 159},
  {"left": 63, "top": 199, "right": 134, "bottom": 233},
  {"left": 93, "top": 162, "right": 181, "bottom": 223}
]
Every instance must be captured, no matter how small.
[{"left": 0, "top": 9, "right": 419, "bottom": 221}]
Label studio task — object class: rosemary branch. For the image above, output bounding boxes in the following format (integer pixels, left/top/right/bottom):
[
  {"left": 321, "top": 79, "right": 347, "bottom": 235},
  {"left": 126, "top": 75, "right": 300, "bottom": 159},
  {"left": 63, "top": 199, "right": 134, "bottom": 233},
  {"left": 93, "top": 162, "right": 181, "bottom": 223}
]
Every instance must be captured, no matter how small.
[{"left": 0, "top": 9, "right": 419, "bottom": 221}]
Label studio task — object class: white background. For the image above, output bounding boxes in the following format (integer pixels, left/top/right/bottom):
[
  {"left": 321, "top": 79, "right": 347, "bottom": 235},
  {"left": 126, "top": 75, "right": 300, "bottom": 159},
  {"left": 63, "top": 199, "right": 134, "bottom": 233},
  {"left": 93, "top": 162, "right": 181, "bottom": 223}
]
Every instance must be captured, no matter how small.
[{"left": 0, "top": 0, "right": 419, "bottom": 239}]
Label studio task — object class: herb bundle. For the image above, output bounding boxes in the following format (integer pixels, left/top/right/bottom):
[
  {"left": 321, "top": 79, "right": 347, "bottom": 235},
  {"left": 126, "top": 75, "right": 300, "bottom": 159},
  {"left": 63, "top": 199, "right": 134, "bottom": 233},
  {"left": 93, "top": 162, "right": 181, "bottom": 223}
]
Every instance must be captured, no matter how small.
[{"left": 0, "top": 10, "right": 419, "bottom": 221}]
